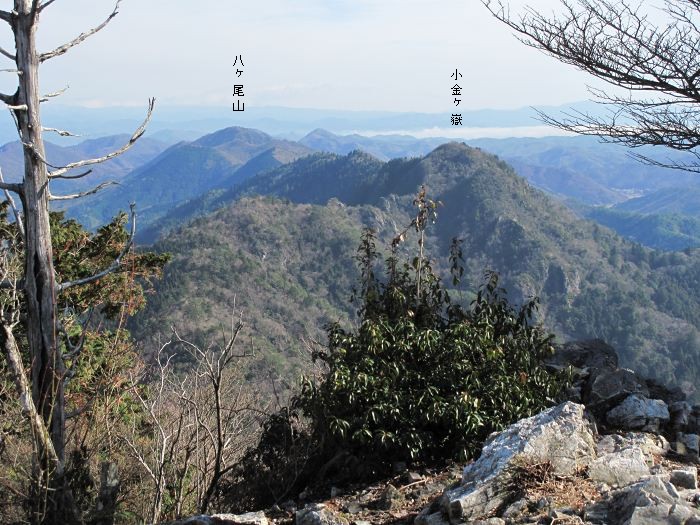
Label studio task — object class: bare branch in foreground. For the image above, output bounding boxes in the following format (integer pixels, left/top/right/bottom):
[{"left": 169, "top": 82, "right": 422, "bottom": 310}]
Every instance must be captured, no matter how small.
[
  {"left": 0, "top": 92, "right": 15, "bottom": 105},
  {"left": 38, "top": 0, "right": 59, "bottom": 12},
  {"left": 0, "top": 168, "right": 24, "bottom": 239},
  {"left": 0, "top": 177, "right": 23, "bottom": 196},
  {"left": 49, "top": 180, "right": 117, "bottom": 201},
  {"left": 0, "top": 45, "right": 15, "bottom": 61},
  {"left": 39, "top": 85, "right": 69, "bottom": 103},
  {"left": 50, "top": 169, "right": 92, "bottom": 181},
  {"left": 39, "top": 1, "right": 121, "bottom": 62},
  {"left": 42, "top": 126, "right": 79, "bottom": 138},
  {"left": 57, "top": 203, "right": 136, "bottom": 292},
  {"left": 1, "top": 324, "right": 63, "bottom": 477},
  {"left": 49, "top": 98, "right": 155, "bottom": 178}
]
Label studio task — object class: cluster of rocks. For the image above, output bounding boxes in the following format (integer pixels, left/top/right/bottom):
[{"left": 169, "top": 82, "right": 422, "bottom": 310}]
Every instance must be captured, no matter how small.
[
  {"left": 416, "top": 402, "right": 699, "bottom": 524},
  {"left": 413, "top": 339, "right": 700, "bottom": 524},
  {"left": 548, "top": 339, "right": 699, "bottom": 459},
  {"left": 164, "top": 339, "right": 700, "bottom": 525}
]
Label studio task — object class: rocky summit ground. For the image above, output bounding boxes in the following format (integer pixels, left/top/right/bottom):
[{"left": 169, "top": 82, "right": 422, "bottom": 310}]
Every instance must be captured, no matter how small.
[{"left": 168, "top": 340, "right": 700, "bottom": 525}]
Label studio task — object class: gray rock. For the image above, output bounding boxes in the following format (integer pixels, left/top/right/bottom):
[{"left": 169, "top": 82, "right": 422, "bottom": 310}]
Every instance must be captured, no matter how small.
[
  {"left": 296, "top": 504, "right": 349, "bottom": 525},
  {"left": 548, "top": 339, "right": 619, "bottom": 375},
  {"left": 588, "top": 447, "right": 650, "bottom": 487},
  {"left": 669, "top": 467, "right": 698, "bottom": 490},
  {"left": 586, "top": 368, "right": 648, "bottom": 413},
  {"left": 404, "top": 471, "right": 423, "bottom": 483},
  {"left": 689, "top": 405, "right": 700, "bottom": 434},
  {"left": 164, "top": 512, "right": 268, "bottom": 525},
  {"left": 595, "top": 432, "right": 669, "bottom": 461},
  {"left": 414, "top": 509, "right": 450, "bottom": 525},
  {"left": 342, "top": 501, "right": 362, "bottom": 514},
  {"left": 645, "top": 378, "right": 687, "bottom": 405},
  {"left": 606, "top": 395, "right": 669, "bottom": 432},
  {"left": 670, "top": 402, "right": 692, "bottom": 431},
  {"left": 501, "top": 497, "right": 529, "bottom": 519},
  {"left": 609, "top": 475, "right": 700, "bottom": 524},
  {"left": 473, "top": 519, "right": 506, "bottom": 525},
  {"left": 678, "top": 433, "right": 700, "bottom": 456},
  {"left": 439, "top": 402, "right": 596, "bottom": 523},
  {"left": 377, "top": 483, "right": 404, "bottom": 511}
]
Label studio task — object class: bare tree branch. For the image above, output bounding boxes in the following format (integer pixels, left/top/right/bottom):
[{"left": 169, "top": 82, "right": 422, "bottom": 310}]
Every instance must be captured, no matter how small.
[
  {"left": 38, "top": 0, "right": 59, "bottom": 12},
  {"left": 482, "top": 0, "right": 700, "bottom": 170},
  {"left": 50, "top": 169, "right": 92, "bottom": 181},
  {"left": 0, "top": 168, "right": 24, "bottom": 239},
  {"left": 39, "top": 1, "right": 121, "bottom": 63},
  {"left": 57, "top": 203, "right": 136, "bottom": 292},
  {"left": 0, "top": 92, "right": 15, "bottom": 105},
  {"left": 49, "top": 98, "right": 155, "bottom": 178},
  {"left": 49, "top": 180, "right": 117, "bottom": 201},
  {"left": 42, "top": 126, "right": 79, "bottom": 138},
  {"left": 0, "top": 177, "right": 23, "bottom": 195},
  {"left": 0, "top": 45, "right": 15, "bottom": 61},
  {"left": 39, "top": 85, "right": 68, "bottom": 103},
  {"left": 1, "top": 324, "right": 63, "bottom": 477},
  {"left": 0, "top": 10, "right": 12, "bottom": 24},
  {"left": 31, "top": 0, "right": 41, "bottom": 19}
]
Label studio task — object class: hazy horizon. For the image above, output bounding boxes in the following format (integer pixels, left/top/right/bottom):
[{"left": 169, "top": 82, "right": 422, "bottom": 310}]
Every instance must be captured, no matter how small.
[{"left": 0, "top": 0, "right": 606, "bottom": 115}]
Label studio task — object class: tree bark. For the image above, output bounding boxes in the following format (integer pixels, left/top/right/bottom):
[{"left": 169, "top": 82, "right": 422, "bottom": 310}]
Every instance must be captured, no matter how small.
[{"left": 12, "top": 2, "right": 79, "bottom": 522}]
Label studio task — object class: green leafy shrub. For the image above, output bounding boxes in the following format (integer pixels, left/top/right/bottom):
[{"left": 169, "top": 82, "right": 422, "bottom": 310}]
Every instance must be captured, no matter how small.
[{"left": 223, "top": 188, "right": 566, "bottom": 510}]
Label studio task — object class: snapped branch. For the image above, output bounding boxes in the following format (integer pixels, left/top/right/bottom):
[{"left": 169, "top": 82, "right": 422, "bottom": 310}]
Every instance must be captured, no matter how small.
[
  {"left": 1, "top": 324, "right": 64, "bottom": 478},
  {"left": 40, "top": 1, "right": 121, "bottom": 62},
  {"left": 57, "top": 203, "right": 136, "bottom": 292}
]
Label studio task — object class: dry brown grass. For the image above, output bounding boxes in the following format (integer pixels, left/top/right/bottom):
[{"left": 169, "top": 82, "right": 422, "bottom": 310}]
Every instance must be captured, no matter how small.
[{"left": 509, "top": 459, "right": 600, "bottom": 512}]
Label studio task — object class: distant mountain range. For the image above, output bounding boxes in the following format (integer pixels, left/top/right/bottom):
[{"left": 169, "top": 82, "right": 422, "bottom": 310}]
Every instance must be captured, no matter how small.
[
  {"left": 0, "top": 134, "right": 169, "bottom": 196},
  {"left": 58, "top": 127, "right": 313, "bottom": 229}
]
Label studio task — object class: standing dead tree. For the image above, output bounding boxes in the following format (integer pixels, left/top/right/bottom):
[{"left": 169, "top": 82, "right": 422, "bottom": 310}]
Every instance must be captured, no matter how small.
[
  {"left": 0, "top": 2, "right": 153, "bottom": 523},
  {"left": 482, "top": 0, "right": 700, "bottom": 172}
]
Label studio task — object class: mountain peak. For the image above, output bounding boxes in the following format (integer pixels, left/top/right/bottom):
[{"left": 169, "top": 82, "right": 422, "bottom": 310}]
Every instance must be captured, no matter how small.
[
  {"left": 193, "top": 126, "right": 272, "bottom": 148},
  {"left": 302, "top": 128, "right": 336, "bottom": 140}
]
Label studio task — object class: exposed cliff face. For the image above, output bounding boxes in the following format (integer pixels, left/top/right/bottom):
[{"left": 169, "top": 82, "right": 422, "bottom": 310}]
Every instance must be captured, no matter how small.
[{"left": 164, "top": 340, "right": 700, "bottom": 525}]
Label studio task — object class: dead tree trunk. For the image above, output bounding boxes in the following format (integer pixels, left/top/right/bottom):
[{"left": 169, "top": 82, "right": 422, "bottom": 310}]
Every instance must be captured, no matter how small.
[
  {"left": 10, "top": 3, "right": 75, "bottom": 522},
  {"left": 0, "top": 1, "right": 153, "bottom": 523}
]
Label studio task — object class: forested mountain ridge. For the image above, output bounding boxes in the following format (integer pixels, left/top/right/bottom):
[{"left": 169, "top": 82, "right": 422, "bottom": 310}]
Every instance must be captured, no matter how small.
[
  {"left": 59, "top": 127, "right": 314, "bottom": 229},
  {"left": 131, "top": 141, "right": 700, "bottom": 397}
]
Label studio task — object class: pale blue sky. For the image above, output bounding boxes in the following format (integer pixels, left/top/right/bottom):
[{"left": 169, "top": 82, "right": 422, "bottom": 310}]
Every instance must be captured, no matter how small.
[{"left": 0, "top": 0, "right": 600, "bottom": 112}]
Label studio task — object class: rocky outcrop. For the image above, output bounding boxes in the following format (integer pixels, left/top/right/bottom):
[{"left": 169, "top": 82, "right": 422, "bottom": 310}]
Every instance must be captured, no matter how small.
[
  {"left": 606, "top": 394, "right": 670, "bottom": 432},
  {"left": 417, "top": 339, "right": 700, "bottom": 524},
  {"left": 427, "top": 402, "right": 596, "bottom": 523}
]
